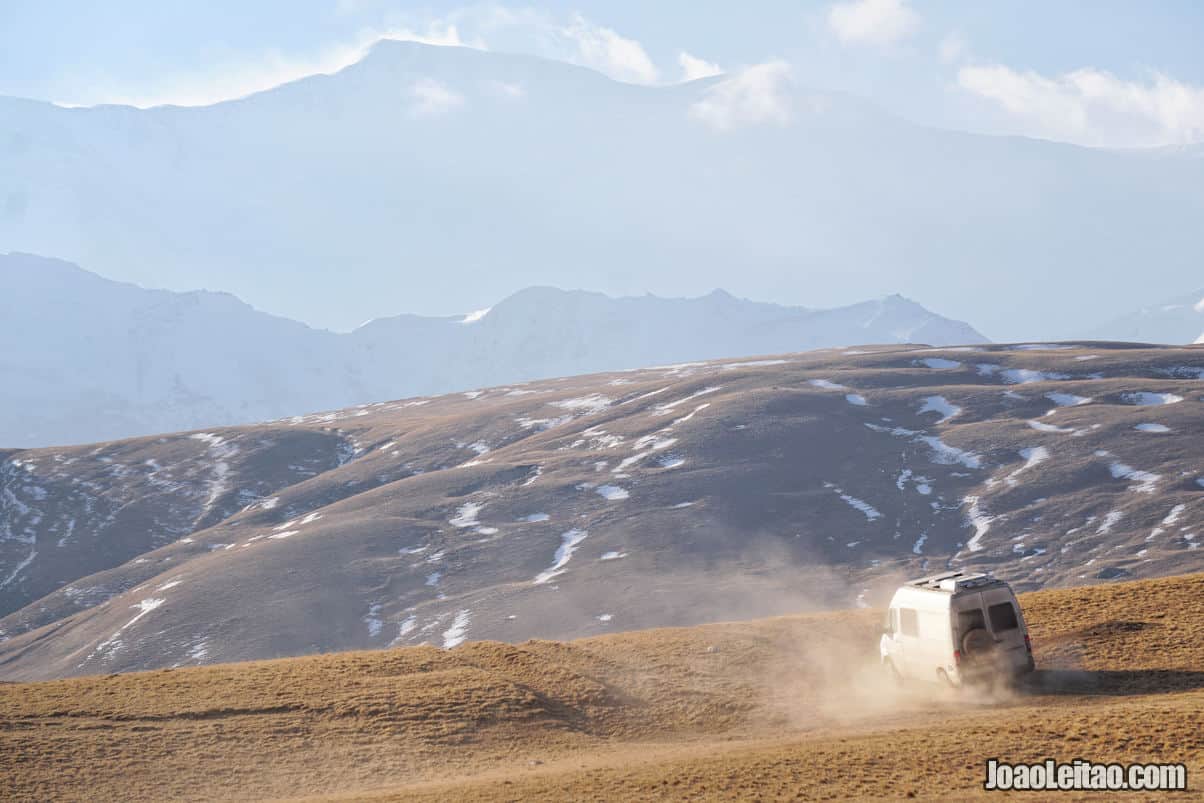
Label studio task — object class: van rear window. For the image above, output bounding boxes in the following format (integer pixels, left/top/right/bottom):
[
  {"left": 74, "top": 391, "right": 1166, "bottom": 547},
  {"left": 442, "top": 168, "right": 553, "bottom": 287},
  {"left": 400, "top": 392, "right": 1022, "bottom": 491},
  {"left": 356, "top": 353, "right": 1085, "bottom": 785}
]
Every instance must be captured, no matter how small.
[
  {"left": 988, "top": 602, "right": 1019, "bottom": 632},
  {"left": 899, "top": 607, "right": 918, "bottom": 637}
]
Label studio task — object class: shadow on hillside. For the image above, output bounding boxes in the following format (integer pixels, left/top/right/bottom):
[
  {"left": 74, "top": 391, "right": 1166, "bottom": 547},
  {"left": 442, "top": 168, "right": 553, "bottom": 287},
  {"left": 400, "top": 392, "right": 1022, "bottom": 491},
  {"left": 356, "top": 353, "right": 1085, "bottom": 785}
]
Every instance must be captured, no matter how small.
[{"left": 1021, "top": 668, "right": 1204, "bottom": 697}]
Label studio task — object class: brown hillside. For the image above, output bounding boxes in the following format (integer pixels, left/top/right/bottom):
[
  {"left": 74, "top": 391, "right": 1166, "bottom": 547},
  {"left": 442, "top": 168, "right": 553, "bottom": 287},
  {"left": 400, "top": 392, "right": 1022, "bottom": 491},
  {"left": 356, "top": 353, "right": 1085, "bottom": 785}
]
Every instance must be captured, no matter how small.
[
  {"left": 3, "top": 342, "right": 1203, "bottom": 680},
  {"left": 1, "top": 572, "right": 1201, "bottom": 801}
]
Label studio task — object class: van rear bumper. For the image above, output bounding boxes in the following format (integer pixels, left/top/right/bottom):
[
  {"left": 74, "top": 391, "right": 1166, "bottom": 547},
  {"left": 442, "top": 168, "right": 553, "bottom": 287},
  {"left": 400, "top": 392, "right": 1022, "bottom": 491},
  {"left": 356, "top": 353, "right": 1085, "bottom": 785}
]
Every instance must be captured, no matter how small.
[{"left": 951, "top": 650, "right": 1034, "bottom": 685}]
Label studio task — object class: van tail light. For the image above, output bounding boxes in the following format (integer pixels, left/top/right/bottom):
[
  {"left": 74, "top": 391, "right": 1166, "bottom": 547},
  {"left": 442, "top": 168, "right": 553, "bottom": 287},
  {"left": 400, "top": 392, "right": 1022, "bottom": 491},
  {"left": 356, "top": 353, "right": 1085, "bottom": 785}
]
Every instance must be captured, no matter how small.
[
  {"left": 953, "top": 649, "right": 962, "bottom": 666},
  {"left": 1024, "top": 634, "right": 1032, "bottom": 652}
]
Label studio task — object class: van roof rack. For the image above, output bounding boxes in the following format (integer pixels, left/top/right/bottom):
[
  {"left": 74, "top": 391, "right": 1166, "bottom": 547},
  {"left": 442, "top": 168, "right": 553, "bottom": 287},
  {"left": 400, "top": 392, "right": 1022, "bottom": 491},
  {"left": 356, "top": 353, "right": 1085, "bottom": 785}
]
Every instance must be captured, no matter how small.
[{"left": 906, "top": 571, "right": 999, "bottom": 592}]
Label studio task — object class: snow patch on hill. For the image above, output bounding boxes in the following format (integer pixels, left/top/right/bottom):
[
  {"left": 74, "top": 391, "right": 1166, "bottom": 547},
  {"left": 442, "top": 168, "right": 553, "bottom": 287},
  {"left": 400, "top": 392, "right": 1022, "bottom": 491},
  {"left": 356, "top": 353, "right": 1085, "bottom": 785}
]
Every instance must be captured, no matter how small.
[
  {"left": 442, "top": 610, "right": 471, "bottom": 648},
  {"left": 1046, "top": 392, "right": 1091, "bottom": 407},
  {"left": 534, "top": 530, "right": 590, "bottom": 584},
  {"left": 917, "top": 358, "right": 961, "bottom": 370},
  {"left": 1001, "top": 369, "right": 1072, "bottom": 384},
  {"left": 189, "top": 433, "right": 239, "bottom": 519},
  {"left": 963, "top": 496, "right": 994, "bottom": 552},
  {"left": 1004, "top": 447, "right": 1050, "bottom": 487},
  {"left": 865, "top": 423, "right": 981, "bottom": 469},
  {"left": 1123, "top": 392, "right": 1183, "bottom": 406},
  {"left": 1027, "top": 419, "right": 1076, "bottom": 435},
  {"left": 1097, "top": 510, "right": 1125, "bottom": 535},
  {"left": 824, "top": 482, "right": 882, "bottom": 521},
  {"left": 1109, "top": 462, "right": 1161, "bottom": 493},
  {"left": 918, "top": 395, "right": 960, "bottom": 423},
  {"left": 450, "top": 503, "right": 483, "bottom": 528}
]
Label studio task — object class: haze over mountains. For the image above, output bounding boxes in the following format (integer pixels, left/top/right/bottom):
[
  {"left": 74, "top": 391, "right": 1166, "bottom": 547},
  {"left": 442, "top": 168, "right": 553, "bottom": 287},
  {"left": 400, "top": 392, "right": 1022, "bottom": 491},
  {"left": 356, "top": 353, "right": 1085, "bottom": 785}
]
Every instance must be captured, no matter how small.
[
  {"left": 0, "top": 252, "right": 985, "bottom": 447},
  {"left": 4, "top": 40, "right": 1204, "bottom": 341},
  {"left": 1090, "top": 288, "right": 1204, "bottom": 346}
]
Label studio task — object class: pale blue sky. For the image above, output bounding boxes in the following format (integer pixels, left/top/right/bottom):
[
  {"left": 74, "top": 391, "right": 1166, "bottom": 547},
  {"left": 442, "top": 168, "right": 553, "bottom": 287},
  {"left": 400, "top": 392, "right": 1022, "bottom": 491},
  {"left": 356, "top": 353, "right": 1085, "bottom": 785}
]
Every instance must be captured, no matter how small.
[{"left": 4, "top": 1, "right": 1204, "bottom": 146}]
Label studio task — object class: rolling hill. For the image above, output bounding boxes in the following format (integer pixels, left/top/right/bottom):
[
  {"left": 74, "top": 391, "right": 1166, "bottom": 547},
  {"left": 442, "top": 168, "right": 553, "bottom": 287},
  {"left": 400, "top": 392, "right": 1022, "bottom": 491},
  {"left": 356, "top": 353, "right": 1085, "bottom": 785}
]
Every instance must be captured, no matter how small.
[
  {"left": 1, "top": 342, "right": 1202, "bottom": 681},
  {"left": 1, "top": 572, "right": 1200, "bottom": 801}
]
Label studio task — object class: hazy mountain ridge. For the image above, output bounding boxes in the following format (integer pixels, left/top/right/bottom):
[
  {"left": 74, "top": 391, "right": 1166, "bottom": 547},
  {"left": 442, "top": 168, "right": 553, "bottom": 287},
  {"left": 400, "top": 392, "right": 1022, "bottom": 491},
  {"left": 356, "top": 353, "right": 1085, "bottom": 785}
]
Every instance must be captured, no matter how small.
[
  {"left": 4, "top": 41, "right": 1204, "bottom": 340},
  {"left": 1090, "top": 288, "right": 1204, "bottom": 345},
  {"left": 2, "top": 342, "right": 1202, "bottom": 680},
  {"left": 0, "top": 252, "right": 986, "bottom": 446}
]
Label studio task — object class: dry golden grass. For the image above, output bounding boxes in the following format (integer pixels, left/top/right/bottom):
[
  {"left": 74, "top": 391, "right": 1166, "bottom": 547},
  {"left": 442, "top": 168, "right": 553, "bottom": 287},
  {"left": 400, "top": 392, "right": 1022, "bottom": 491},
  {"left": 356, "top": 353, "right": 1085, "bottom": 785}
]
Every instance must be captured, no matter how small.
[{"left": 3, "top": 573, "right": 1203, "bottom": 801}]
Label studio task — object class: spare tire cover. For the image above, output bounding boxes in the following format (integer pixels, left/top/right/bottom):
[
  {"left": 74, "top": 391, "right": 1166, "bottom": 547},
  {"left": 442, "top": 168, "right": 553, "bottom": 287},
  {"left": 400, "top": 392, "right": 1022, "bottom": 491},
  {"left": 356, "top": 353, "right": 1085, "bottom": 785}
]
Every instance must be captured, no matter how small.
[{"left": 962, "top": 628, "right": 994, "bottom": 656}]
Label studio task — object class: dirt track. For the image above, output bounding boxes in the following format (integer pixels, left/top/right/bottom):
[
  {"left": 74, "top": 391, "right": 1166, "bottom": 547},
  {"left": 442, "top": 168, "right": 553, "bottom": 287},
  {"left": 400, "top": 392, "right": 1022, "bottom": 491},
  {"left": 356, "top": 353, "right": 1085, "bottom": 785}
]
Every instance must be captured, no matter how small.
[{"left": 3, "top": 573, "right": 1202, "bottom": 801}]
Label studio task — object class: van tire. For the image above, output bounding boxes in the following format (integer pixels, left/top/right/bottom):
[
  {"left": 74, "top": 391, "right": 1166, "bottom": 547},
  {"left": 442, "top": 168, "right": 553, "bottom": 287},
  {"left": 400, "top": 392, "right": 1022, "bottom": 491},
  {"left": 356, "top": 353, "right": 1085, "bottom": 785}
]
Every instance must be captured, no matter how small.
[{"left": 961, "top": 627, "right": 994, "bottom": 657}]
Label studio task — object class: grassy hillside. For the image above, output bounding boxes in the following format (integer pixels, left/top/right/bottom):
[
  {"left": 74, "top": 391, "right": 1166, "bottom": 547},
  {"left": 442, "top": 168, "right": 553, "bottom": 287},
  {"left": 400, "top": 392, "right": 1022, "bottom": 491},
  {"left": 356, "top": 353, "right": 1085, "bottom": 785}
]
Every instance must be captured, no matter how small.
[
  {"left": 3, "top": 342, "right": 1203, "bottom": 681},
  {"left": 2, "top": 572, "right": 1201, "bottom": 801}
]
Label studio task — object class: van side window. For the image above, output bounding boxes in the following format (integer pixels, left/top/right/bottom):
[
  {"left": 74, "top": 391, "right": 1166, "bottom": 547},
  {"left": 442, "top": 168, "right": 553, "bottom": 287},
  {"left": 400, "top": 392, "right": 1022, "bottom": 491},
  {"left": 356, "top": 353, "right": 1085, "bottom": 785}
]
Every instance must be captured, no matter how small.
[
  {"left": 988, "top": 602, "right": 1019, "bottom": 632},
  {"left": 899, "top": 607, "right": 918, "bottom": 637}
]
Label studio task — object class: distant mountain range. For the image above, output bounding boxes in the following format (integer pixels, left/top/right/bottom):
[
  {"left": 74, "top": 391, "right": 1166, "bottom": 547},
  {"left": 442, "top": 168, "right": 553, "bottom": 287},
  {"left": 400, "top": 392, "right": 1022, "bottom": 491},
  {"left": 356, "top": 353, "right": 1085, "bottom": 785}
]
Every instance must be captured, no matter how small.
[
  {"left": 0, "top": 252, "right": 986, "bottom": 447},
  {"left": 1089, "top": 288, "right": 1204, "bottom": 345},
  {"left": 4, "top": 40, "right": 1204, "bottom": 341}
]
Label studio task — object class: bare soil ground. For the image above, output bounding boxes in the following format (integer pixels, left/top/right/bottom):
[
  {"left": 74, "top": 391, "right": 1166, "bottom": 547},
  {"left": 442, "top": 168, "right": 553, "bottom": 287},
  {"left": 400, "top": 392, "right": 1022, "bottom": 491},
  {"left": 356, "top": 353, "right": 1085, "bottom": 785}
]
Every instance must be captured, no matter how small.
[{"left": 2, "top": 572, "right": 1201, "bottom": 801}]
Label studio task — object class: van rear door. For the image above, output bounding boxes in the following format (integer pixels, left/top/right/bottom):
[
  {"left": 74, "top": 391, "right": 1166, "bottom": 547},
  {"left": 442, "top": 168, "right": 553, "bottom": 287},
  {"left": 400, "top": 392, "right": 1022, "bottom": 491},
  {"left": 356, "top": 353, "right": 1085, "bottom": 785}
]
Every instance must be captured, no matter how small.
[{"left": 980, "top": 587, "right": 1027, "bottom": 668}]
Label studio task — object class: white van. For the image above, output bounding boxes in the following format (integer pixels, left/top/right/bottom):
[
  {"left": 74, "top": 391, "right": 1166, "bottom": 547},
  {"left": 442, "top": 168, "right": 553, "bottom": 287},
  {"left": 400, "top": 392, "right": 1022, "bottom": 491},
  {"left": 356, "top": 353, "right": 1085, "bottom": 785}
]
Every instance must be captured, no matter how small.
[{"left": 879, "top": 571, "right": 1034, "bottom": 687}]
